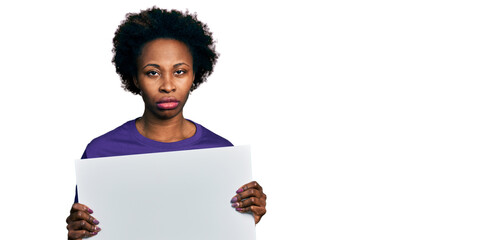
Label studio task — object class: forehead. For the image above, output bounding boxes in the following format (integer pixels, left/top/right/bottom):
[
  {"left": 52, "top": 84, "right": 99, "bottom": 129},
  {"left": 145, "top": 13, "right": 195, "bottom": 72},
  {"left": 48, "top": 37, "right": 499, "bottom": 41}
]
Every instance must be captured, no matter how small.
[{"left": 138, "top": 38, "right": 193, "bottom": 65}]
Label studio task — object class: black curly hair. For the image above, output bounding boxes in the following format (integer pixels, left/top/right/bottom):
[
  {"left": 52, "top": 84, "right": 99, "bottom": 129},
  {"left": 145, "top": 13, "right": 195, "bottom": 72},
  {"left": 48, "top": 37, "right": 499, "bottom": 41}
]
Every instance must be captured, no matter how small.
[{"left": 112, "top": 7, "right": 219, "bottom": 94}]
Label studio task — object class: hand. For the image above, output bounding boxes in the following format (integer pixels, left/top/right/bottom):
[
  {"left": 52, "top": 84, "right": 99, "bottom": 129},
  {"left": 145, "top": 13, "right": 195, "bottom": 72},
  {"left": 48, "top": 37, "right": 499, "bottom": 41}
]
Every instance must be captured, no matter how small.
[
  {"left": 66, "top": 203, "right": 101, "bottom": 239},
  {"left": 230, "top": 181, "right": 267, "bottom": 224}
]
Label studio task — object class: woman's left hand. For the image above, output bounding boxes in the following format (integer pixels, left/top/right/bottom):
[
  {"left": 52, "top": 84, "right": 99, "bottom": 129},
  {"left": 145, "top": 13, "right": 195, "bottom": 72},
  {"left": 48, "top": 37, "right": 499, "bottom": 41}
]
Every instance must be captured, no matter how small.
[{"left": 231, "top": 181, "right": 267, "bottom": 224}]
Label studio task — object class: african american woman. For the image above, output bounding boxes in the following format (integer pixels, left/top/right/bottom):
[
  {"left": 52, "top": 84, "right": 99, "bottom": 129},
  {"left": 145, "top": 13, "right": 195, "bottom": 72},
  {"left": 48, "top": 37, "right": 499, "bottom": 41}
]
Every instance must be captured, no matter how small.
[{"left": 65, "top": 7, "right": 267, "bottom": 239}]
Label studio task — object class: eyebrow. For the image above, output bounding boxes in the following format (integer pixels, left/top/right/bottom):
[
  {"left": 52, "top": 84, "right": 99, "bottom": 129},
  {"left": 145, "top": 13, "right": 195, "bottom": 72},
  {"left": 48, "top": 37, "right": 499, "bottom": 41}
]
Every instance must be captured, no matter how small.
[
  {"left": 142, "top": 64, "right": 160, "bottom": 69},
  {"left": 142, "top": 62, "right": 190, "bottom": 69},
  {"left": 174, "top": 62, "right": 190, "bottom": 68}
]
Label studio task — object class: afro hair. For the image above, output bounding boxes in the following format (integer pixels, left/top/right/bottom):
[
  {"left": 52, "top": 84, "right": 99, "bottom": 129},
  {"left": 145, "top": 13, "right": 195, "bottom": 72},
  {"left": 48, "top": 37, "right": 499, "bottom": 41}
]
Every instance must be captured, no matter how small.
[{"left": 112, "top": 7, "right": 219, "bottom": 94}]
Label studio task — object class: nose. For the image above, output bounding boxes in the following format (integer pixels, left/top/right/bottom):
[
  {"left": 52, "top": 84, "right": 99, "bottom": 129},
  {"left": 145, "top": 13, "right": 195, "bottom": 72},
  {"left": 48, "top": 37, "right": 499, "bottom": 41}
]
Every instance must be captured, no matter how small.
[{"left": 159, "top": 75, "right": 176, "bottom": 93}]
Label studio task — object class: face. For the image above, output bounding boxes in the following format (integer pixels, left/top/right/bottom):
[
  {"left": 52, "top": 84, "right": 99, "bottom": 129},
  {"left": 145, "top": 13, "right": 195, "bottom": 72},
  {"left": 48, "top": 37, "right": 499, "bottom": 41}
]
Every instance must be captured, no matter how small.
[{"left": 134, "top": 38, "right": 195, "bottom": 120}]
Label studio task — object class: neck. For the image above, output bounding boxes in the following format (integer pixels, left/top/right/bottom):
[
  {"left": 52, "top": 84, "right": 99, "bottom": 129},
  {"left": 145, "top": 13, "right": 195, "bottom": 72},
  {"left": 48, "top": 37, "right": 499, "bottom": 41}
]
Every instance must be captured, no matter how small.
[{"left": 136, "top": 112, "right": 195, "bottom": 143}]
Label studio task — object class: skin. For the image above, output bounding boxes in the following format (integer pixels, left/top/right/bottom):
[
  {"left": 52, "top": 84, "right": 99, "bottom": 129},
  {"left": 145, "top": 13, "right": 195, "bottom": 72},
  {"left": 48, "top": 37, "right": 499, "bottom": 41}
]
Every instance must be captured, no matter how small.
[
  {"left": 232, "top": 181, "right": 267, "bottom": 224},
  {"left": 66, "top": 38, "right": 266, "bottom": 239}
]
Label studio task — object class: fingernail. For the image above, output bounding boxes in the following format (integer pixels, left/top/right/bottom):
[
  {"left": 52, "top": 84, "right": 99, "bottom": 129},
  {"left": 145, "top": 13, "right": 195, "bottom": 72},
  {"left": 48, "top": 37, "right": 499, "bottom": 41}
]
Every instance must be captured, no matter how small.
[
  {"left": 93, "top": 219, "right": 100, "bottom": 225},
  {"left": 236, "top": 188, "right": 243, "bottom": 193},
  {"left": 236, "top": 208, "right": 242, "bottom": 211},
  {"left": 96, "top": 226, "right": 102, "bottom": 232},
  {"left": 231, "top": 203, "right": 238, "bottom": 208},
  {"left": 90, "top": 232, "right": 98, "bottom": 235},
  {"left": 231, "top": 197, "right": 238, "bottom": 203},
  {"left": 87, "top": 208, "right": 94, "bottom": 214}
]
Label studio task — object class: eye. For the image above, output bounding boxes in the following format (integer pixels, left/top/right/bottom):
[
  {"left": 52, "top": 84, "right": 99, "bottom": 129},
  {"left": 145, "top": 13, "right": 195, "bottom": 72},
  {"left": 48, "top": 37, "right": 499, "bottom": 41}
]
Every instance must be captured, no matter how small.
[
  {"left": 146, "top": 70, "right": 159, "bottom": 77},
  {"left": 174, "top": 69, "right": 186, "bottom": 76}
]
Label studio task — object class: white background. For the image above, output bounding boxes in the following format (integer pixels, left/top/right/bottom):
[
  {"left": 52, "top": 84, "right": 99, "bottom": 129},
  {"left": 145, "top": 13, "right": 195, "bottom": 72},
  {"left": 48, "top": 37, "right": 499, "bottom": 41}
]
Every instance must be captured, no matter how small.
[{"left": 1, "top": 0, "right": 500, "bottom": 239}]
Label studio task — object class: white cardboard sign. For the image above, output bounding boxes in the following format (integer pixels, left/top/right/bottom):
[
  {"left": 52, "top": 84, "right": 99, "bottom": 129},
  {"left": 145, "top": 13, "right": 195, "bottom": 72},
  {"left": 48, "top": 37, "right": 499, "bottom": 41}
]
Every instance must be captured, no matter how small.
[{"left": 75, "top": 145, "right": 255, "bottom": 240}]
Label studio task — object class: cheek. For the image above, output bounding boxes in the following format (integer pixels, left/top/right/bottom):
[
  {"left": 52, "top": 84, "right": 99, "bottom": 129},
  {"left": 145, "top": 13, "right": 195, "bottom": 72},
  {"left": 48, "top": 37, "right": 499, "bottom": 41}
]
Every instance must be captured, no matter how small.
[
  {"left": 140, "top": 92, "right": 150, "bottom": 104},
  {"left": 138, "top": 82, "right": 154, "bottom": 100},
  {"left": 182, "top": 75, "right": 195, "bottom": 90}
]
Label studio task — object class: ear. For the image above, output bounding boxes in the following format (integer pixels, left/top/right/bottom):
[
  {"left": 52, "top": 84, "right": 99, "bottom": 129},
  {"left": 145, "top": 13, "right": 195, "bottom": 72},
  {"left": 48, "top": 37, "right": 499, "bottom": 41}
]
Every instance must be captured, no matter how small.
[
  {"left": 190, "top": 75, "right": 196, "bottom": 92},
  {"left": 133, "top": 76, "right": 139, "bottom": 88},
  {"left": 133, "top": 76, "right": 142, "bottom": 95}
]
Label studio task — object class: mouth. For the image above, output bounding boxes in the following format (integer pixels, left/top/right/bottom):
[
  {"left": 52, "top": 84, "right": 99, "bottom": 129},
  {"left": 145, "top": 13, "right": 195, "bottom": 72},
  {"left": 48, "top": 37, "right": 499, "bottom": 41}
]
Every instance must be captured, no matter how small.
[{"left": 156, "top": 97, "right": 180, "bottom": 110}]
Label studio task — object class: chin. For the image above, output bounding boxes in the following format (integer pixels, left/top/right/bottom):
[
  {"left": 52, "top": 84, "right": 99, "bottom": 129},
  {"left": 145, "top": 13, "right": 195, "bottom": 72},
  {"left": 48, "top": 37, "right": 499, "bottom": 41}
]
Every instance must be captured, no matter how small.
[{"left": 153, "top": 110, "right": 183, "bottom": 120}]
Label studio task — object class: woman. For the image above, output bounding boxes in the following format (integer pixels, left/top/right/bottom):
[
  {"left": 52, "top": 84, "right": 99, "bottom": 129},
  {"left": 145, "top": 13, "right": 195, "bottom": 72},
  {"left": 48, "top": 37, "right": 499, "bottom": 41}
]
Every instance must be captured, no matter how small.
[{"left": 66, "top": 7, "right": 267, "bottom": 239}]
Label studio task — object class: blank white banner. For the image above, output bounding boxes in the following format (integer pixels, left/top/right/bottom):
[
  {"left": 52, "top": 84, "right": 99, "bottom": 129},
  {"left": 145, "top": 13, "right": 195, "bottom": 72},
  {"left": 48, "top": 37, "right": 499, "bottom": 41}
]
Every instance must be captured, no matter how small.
[{"left": 75, "top": 145, "right": 254, "bottom": 240}]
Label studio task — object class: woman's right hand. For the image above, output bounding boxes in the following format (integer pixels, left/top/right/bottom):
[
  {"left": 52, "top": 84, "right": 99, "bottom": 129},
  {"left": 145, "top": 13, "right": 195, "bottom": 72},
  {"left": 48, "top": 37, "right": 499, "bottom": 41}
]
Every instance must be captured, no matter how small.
[{"left": 66, "top": 203, "right": 101, "bottom": 239}]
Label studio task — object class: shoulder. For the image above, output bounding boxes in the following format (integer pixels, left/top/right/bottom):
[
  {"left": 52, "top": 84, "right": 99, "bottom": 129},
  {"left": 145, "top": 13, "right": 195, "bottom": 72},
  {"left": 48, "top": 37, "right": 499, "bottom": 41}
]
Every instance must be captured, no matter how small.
[
  {"left": 82, "top": 120, "right": 136, "bottom": 159},
  {"left": 190, "top": 120, "right": 234, "bottom": 148}
]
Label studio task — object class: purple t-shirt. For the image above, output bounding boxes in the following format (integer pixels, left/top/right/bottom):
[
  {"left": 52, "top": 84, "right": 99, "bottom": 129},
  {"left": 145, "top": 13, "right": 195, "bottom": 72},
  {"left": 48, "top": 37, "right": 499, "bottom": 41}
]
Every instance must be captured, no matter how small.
[{"left": 75, "top": 119, "right": 232, "bottom": 202}]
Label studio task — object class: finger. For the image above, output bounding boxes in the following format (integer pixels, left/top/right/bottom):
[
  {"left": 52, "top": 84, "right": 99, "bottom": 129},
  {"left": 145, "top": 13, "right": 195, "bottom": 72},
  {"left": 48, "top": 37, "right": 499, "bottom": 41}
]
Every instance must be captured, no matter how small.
[
  {"left": 231, "top": 188, "right": 263, "bottom": 203},
  {"left": 236, "top": 205, "right": 266, "bottom": 224},
  {"left": 251, "top": 205, "right": 267, "bottom": 218},
  {"left": 236, "top": 205, "right": 266, "bottom": 217},
  {"left": 236, "top": 181, "right": 262, "bottom": 193},
  {"left": 67, "top": 220, "right": 102, "bottom": 232},
  {"left": 232, "top": 197, "right": 262, "bottom": 208},
  {"left": 71, "top": 203, "right": 94, "bottom": 214},
  {"left": 68, "top": 211, "right": 100, "bottom": 225},
  {"left": 68, "top": 229, "right": 98, "bottom": 239}
]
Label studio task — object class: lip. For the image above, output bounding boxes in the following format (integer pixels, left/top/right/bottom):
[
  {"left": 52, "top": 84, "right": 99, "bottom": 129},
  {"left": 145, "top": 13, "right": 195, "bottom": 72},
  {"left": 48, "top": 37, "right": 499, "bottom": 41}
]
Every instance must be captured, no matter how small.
[{"left": 156, "top": 97, "right": 180, "bottom": 110}]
